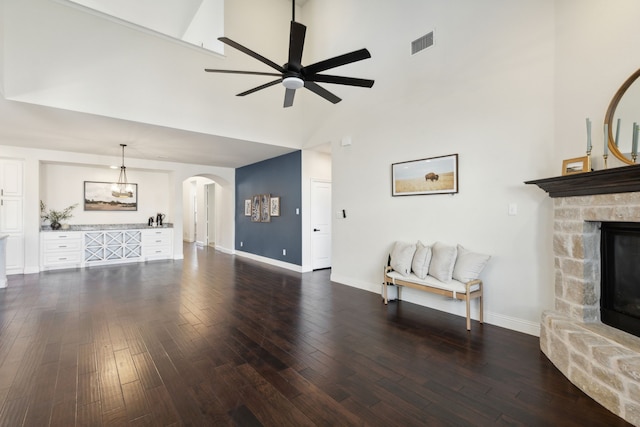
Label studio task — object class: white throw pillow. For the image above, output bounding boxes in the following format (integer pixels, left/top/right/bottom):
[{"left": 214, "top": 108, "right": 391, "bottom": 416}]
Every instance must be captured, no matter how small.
[
  {"left": 453, "top": 245, "right": 490, "bottom": 283},
  {"left": 390, "top": 241, "right": 416, "bottom": 277},
  {"left": 428, "top": 242, "right": 457, "bottom": 282},
  {"left": 411, "top": 241, "right": 432, "bottom": 279}
]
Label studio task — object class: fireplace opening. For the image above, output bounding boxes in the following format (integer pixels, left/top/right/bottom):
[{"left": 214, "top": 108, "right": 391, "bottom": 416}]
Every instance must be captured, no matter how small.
[{"left": 601, "top": 221, "right": 640, "bottom": 338}]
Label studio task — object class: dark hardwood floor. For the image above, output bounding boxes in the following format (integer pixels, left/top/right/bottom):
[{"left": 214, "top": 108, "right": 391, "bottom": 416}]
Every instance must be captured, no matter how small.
[{"left": 0, "top": 244, "right": 631, "bottom": 426}]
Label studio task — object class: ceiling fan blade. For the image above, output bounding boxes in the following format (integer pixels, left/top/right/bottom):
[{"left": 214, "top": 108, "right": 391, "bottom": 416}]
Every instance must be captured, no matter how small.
[
  {"left": 237, "top": 79, "right": 282, "bottom": 97},
  {"left": 304, "top": 81, "right": 341, "bottom": 104},
  {"left": 218, "top": 37, "right": 286, "bottom": 73},
  {"left": 307, "top": 74, "right": 374, "bottom": 88},
  {"left": 204, "top": 69, "right": 282, "bottom": 77},
  {"left": 304, "top": 48, "right": 371, "bottom": 75},
  {"left": 284, "top": 88, "right": 296, "bottom": 108},
  {"left": 288, "top": 21, "right": 306, "bottom": 70}
]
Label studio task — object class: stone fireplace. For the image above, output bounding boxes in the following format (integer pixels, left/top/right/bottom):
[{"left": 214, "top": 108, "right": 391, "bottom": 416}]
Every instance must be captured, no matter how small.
[{"left": 528, "top": 168, "right": 640, "bottom": 426}]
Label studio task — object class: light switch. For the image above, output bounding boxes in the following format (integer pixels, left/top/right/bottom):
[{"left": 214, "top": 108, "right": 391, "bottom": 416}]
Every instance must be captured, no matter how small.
[{"left": 508, "top": 203, "right": 518, "bottom": 216}]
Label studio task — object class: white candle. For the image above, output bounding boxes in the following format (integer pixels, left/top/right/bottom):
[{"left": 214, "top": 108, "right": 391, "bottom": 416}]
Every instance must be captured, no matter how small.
[
  {"left": 586, "top": 118, "right": 592, "bottom": 152},
  {"left": 633, "top": 123, "right": 639, "bottom": 156},
  {"left": 603, "top": 123, "right": 609, "bottom": 156},
  {"left": 615, "top": 118, "right": 621, "bottom": 147}
]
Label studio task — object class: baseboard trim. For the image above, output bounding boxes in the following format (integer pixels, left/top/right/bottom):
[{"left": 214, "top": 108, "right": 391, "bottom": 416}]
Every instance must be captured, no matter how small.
[
  {"left": 330, "top": 274, "right": 540, "bottom": 337},
  {"left": 235, "top": 250, "right": 303, "bottom": 273},
  {"left": 215, "top": 245, "right": 234, "bottom": 255}
]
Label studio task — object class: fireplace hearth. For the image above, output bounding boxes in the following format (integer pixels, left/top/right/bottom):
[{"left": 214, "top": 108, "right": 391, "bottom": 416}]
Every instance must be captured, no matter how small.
[{"left": 527, "top": 170, "right": 640, "bottom": 426}]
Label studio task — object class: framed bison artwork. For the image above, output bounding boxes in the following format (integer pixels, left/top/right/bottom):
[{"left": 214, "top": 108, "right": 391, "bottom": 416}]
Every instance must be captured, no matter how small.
[{"left": 391, "top": 154, "right": 458, "bottom": 196}]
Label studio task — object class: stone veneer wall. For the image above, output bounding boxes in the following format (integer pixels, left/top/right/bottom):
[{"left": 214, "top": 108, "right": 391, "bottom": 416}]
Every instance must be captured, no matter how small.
[{"left": 540, "top": 192, "right": 640, "bottom": 426}]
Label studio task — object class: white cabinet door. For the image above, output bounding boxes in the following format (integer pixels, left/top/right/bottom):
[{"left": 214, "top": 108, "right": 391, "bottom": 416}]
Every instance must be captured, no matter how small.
[
  {"left": 5, "top": 234, "right": 24, "bottom": 273},
  {"left": 0, "top": 160, "right": 23, "bottom": 197},
  {"left": 0, "top": 198, "right": 23, "bottom": 233},
  {"left": 84, "top": 230, "right": 142, "bottom": 264}
]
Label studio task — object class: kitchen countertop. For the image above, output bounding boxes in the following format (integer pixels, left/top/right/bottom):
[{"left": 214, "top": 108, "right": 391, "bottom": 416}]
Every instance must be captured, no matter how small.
[{"left": 40, "top": 223, "right": 173, "bottom": 232}]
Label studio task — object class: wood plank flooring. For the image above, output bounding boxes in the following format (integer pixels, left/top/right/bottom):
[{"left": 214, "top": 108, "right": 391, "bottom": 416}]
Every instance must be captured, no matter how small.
[{"left": 0, "top": 244, "right": 632, "bottom": 426}]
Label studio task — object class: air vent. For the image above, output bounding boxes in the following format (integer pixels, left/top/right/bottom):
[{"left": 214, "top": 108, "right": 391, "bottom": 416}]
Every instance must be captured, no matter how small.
[{"left": 411, "top": 31, "right": 434, "bottom": 55}]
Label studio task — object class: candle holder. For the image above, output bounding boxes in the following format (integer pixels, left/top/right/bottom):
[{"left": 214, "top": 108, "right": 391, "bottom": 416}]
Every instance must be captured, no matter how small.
[
  {"left": 587, "top": 149, "right": 592, "bottom": 171},
  {"left": 633, "top": 153, "right": 637, "bottom": 164},
  {"left": 603, "top": 153, "right": 608, "bottom": 169}
]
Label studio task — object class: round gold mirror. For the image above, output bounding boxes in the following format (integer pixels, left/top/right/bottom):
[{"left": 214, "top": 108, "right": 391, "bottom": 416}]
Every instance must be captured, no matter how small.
[{"left": 604, "top": 68, "right": 640, "bottom": 165}]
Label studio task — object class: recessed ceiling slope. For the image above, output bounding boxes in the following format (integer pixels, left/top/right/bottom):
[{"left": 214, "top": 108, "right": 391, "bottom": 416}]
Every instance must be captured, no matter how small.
[{"left": 1, "top": 0, "right": 336, "bottom": 166}]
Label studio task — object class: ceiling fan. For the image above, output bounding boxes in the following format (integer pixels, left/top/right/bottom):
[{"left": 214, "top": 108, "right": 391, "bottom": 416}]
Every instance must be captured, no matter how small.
[{"left": 204, "top": 1, "right": 374, "bottom": 108}]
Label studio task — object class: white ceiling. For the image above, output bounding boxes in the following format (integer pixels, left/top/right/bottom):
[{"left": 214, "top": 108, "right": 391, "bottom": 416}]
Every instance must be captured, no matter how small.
[{"left": 0, "top": 0, "right": 337, "bottom": 167}]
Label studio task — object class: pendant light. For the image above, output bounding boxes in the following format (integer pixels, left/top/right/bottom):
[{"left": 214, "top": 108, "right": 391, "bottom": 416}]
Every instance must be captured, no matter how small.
[{"left": 112, "top": 144, "right": 132, "bottom": 198}]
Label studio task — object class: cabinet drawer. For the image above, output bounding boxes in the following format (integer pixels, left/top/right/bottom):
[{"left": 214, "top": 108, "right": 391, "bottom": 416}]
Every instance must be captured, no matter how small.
[
  {"left": 142, "top": 229, "right": 172, "bottom": 237},
  {"left": 142, "top": 245, "right": 172, "bottom": 258},
  {"left": 43, "top": 232, "right": 82, "bottom": 241},
  {"left": 44, "top": 239, "right": 82, "bottom": 251},
  {"left": 142, "top": 235, "right": 171, "bottom": 246},
  {"left": 142, "top": 229, "right": 172, "bottom": 246},
  {"left": 43, "top": 251, "right": 82, "bottom": 266}
]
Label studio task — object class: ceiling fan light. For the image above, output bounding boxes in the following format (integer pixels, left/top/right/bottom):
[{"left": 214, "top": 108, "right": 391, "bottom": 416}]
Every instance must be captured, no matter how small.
[{"left": 282, "top": 77, "right": 304, "bottom": 90}]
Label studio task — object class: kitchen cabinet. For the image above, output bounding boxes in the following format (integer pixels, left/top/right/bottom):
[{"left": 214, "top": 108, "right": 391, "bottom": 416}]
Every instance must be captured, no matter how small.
[
  {"left": 41, "top": 226, "right": 173, "bottom": 270},
  {"left": 41, "top": 232, "right": 83, "bottom": 270},
  {"left": 142, "top": 228, "right": 173, "bottom": 260},
  {"left": 0, "top": 160, "right": 23, "bottom": 197}
]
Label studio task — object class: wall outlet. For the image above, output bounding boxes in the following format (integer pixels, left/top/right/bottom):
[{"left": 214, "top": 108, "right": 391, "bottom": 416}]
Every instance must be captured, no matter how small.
[
  {"left": 240, "top": 241, "right": 243, "bottom": 247},
  {"left": 282, "top": 249, "right": 286, "bottom": 256}
]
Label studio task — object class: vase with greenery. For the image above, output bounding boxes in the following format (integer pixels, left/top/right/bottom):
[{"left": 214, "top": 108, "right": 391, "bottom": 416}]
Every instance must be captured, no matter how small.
[{"left": 40, "top": 201, "right": 78, "bottom": 230}]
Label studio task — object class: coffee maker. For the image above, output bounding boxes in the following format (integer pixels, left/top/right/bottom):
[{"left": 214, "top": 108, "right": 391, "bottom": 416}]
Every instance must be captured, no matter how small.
[{"left": 156, "top": 213, "right": 166, "bottom": 226}]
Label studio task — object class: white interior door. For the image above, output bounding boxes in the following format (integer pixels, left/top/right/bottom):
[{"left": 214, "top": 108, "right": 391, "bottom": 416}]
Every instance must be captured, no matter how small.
[{"left": 311, "top": 180, "right": 332, "bottom": 270}]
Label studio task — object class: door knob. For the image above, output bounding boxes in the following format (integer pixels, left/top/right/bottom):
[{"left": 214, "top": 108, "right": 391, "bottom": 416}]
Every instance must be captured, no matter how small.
[{"left": 313, "top": 228, "right": 320, "bottom": 232}]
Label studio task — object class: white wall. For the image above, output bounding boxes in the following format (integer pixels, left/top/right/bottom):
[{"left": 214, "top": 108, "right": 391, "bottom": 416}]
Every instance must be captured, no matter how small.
[
  {"left": 182, "top": 179, "right": 196, "bottom": 242},
  {"left": 0, "top": 144, "right": 235, "bottom": 273},
  {"left": 300, "top": 0, "right": 640, "bottom": 336},
  {"left": 41, "top": 163, "right": 171, "bottom": 225},
  {"left": 554, "top": 0, "right": 640, "bottom": 169},
  {"left": 304, "top": 0, "right": 557, "bottom": 335}
]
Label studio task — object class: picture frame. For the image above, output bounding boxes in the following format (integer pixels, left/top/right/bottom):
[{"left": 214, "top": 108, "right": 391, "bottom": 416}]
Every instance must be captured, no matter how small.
[
  {"left": 244, "top": 199, "right": 252, "bottom": 216},
  {"left": 260, "top": 194, "right": 271, "bottom": 222},
  {"left": 251, "top": 195, "right": 261, "bottom": 222},
  {"left": 562, "top": 156, "right": 591, "bottom": 176},
  {"left": 392, "top": 154, "right": 458, "bottom": 196},
  {"left": 270, "top": 197, "right": 280, "bottom": 217},
  {"left": 84, "top": 181, "right": 138, "bottom": 211}
]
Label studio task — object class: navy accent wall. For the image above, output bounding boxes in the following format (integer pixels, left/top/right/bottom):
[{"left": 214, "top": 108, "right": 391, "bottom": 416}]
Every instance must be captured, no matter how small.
[{"left": 235, "top": 151, "right": 302, "bottom": 265}]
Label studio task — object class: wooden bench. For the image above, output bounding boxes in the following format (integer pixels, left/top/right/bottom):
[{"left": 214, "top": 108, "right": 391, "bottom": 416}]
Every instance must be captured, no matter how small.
[{"left": 383, "top": 266, "right": 483, "bottom": 331}]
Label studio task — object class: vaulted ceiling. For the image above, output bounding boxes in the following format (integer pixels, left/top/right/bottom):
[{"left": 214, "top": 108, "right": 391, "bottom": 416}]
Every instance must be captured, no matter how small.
[{"left": 0, "top": 0, "right": 346, "bottom": 167}]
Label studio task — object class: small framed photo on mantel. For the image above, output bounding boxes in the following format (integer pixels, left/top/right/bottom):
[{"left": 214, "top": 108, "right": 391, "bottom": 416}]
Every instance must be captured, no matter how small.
[{"left": 562, "top": 156, "right": 591, "bottom": 176}]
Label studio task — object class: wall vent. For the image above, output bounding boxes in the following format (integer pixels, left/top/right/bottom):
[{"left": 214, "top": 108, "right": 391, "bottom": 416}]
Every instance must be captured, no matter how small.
[{"left": 411, "top": 31, "right": 434, "bottom": 55}]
